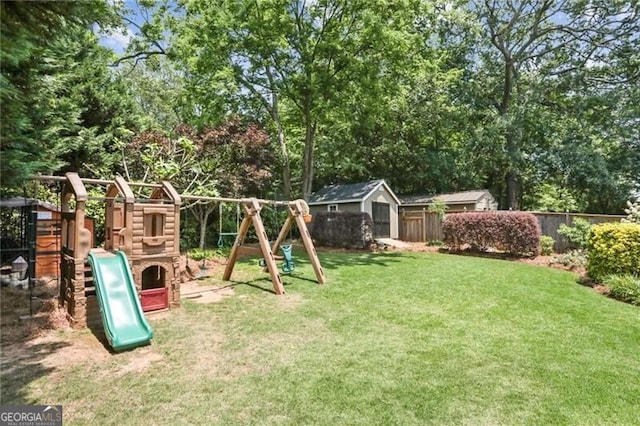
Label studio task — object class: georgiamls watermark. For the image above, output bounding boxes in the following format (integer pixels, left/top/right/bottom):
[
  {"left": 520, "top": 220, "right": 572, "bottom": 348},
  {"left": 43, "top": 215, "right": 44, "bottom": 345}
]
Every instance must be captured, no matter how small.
[{"left": 1, "top": 405, "right": 62, "bottom": 426}]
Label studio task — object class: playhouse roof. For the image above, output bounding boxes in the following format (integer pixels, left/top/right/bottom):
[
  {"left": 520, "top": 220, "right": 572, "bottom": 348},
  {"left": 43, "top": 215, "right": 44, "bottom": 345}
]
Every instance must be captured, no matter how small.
[
  {"left": 399, "top": 190, "right": 494, "bottom": 206},
  {"left": 309, "top": 180, "right": 400, "bottom": 205}
]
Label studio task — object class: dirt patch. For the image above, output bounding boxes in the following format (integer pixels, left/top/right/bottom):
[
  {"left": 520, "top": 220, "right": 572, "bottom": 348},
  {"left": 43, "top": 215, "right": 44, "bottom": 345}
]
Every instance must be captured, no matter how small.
[
  {"left": 276, "top": 292, "right": 304, "bottom": 310},
  {"left": 184, "top": 256, "right": 228, "bottom": 279},
  {"left": 593, "top": 284, "right": 610, "bottom": 296},
  {"left": 114, "top": 347, "right": 164, "bottom": 377},
  {"left": 1, "top": 330, "right": 110, "bottom": 385},
  {"left": 180, "top": 280, "right": 235, "bottom": 304},
  {"left": 1, "top": 278, "right": 71, "bottom": 344},
  {"left": 391, "top": 242, "right": 444, "bottom": 253}
]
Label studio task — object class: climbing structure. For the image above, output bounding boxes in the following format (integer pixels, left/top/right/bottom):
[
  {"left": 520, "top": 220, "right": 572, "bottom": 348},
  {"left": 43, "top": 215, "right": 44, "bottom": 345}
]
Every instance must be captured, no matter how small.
[
  {"left": 42, "top": 172, "right": 325, "bottom": 327},
  {"left": 56, "top": 172, "right": 181, "bottom": 328},
  {"left": 59, "top": 173, "right": 95, "bottom": 327}
]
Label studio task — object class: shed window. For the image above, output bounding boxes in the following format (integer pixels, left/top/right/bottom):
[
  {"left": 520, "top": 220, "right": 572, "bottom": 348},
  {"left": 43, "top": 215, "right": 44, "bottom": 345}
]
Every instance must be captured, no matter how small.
[{"left": 328, "top": 204, "right": 338, "bottom": 212}]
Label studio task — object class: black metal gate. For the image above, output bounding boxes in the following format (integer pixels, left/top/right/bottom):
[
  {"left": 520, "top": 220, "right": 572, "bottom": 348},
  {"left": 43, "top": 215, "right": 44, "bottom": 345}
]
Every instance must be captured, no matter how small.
[
  {"left": 0, "top": 198, "right": 37, "bottom": 312},
  {"left": 371, "top": 202, "right": 390, "bottom": 238}
]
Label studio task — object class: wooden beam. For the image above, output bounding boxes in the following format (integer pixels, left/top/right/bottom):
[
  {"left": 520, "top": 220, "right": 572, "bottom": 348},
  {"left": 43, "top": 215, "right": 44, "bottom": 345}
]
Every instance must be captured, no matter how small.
[
  {"left": 236, "top": 246, "right": 262, "bottom": 256},
  {"left": 291, "top": 200, "right": 326, "bottom": 285},
  {"left": 222, "top": 198, "right": 285, "bottom": 295},
  {"left": 181, "top": 194, "right": 291, "bottom": 206},
  {"left": 249, "top": 199, "right": 285, "bottom": 295}
]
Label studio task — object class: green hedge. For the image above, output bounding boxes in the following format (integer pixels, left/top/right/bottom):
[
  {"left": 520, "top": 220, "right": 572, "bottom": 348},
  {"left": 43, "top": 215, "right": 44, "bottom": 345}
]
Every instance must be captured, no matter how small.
[
  {"left": 586, "top": 223, "right": 640, "bottom": 282},
  {"left": 311, "top": 211, "right": 374, "bottom": 249}
]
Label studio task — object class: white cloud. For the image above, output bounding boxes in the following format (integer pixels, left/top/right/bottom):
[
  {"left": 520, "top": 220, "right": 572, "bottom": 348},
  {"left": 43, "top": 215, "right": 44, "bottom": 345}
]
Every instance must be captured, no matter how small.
[{"left": 100, "top": 28, "right": 133, "bottom": 53}]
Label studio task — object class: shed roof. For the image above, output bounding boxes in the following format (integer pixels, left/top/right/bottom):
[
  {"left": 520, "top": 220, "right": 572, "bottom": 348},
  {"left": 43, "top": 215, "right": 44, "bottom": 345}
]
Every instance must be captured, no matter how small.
[
  {"left": 400, "top": 190, "right": 493, "bottom": 206},
  {"left": 309, "top": 180, "right": 400, "bottom": 205},
  {"left": 0, "top": 197, "right": 58, "bottom": 211}
]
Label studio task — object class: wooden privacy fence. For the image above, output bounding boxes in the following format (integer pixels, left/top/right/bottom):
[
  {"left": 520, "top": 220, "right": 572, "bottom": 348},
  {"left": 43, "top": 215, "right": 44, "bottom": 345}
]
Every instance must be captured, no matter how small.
[
  {"left": 399, "top": 209, "right": 625, "bottom": 252},
  {"left": 533, "top": 212, "right": 625, "bottom": 252},
  {"left": 400, "top": 210, "right": 444, "bottom": 242}
]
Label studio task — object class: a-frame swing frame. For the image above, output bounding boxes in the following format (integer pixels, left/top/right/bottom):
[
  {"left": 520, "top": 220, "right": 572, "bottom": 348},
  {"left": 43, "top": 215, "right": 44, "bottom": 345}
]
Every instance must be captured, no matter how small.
[{"left": 222, "top": 198, "right": 326, "bottom": 294}]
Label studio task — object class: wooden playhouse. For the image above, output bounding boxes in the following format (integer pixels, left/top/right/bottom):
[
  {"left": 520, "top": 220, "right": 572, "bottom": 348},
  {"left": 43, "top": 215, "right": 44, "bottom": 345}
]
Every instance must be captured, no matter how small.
[{"left": 59, "top": 173, "right": 181, "bottom": 328}]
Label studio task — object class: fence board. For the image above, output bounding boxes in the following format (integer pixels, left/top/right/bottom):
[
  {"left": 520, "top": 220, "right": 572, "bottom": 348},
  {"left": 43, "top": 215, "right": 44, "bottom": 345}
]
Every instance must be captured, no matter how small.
[
  {"left": 401, "top": 217, "right": 422, "bottom": 242},
  {"left": 532, "top": 212, "right": 625, "bottom": 252},
  {"left": 424, "top": 213, "right": 443, "bottom": 242}
]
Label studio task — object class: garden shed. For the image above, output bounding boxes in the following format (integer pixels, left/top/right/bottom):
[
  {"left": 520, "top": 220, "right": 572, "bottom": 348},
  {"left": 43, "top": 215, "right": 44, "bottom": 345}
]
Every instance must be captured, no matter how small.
[
  {"left": 398, "top": 190, "right": 498, "bottom": 242},
  {"left": 308, "top": 180, "right": 400, "bottom": 238},
  {"left": 399, "top": 190, "right": 498, "bottom": 213}
]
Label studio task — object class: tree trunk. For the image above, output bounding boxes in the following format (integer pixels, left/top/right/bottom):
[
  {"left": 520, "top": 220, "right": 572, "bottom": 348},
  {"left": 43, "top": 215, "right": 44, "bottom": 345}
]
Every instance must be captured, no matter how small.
[
  {"left": 500, "top": 58, "right": 520, "bottom": 209},
  {"left": 506, "top": 169, "right": 519, "bottom": 210},
  {"left": 195, "top": 206, "right": 213, "bottom": 250},
  {"left": 269, "top": 89, "right": 291, "bottom": 200},
  {"left": 276, "top": 122, "right": 292, "bottom": 200},
  {"left": 301, "top": 113, "right": 316, "bottom": 201}
]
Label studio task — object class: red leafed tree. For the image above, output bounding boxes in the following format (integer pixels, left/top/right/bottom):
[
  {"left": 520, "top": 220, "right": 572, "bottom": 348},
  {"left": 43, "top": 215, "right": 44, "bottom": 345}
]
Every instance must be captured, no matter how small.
[{"left": 124, "top": 118, "right": 274, "bottom": 248}]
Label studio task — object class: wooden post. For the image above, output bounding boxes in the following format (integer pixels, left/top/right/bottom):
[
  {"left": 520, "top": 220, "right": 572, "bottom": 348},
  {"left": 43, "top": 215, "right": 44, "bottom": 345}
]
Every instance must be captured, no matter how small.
[
  {"left": 271, "top": 215, "right": 293, "bottom": 255},
  {"left": 290, "top": 200, "right": 326, "bottom": 285},
  {"left": 222, "top": 198, "right": 285, "bottom": 295},
  {"left": 249, "top": 199, "right": 285, "bottom": 294}
]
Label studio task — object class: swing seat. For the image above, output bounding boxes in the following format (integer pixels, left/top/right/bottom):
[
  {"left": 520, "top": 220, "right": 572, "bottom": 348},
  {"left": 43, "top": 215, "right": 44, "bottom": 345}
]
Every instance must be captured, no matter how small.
[
  {"left": 280, "top": 244, "right": 295, "bottom": 273},
  {"left": 217, "top": 232, "right": 238, "bottom": 248},
  {"left": 259, "top": 245, "right": 295, "bottom": 272},
  {"left": 280, "top": 244, "right": 293, "bottom": 261}
]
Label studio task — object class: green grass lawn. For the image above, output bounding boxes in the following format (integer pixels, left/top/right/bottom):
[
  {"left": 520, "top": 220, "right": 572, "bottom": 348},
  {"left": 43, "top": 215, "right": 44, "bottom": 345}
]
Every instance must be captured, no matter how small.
[{"left": 2, "top": 252, "right": 640, "bottom": 425}]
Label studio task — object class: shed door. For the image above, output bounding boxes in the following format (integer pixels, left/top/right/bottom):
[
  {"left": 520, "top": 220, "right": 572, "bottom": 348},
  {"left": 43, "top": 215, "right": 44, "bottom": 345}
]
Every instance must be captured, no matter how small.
[{"left": 372, "top": 202, "right": 390, "bottom": 238}]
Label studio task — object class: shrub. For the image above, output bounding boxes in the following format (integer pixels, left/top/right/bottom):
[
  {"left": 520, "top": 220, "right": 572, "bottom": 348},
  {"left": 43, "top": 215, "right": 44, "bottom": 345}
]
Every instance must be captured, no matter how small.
[
  {"left": 442, "top": 211, "right": 541, "bottom": 257},
  {"left": 550, "top": 250, "right": 587, "bottom": 270},
  {"left": 558, "top": 218, "right": 591, "bottom": 250},
  {"left": 311, "top": 211, "right": 374, "bottom": 249},
  {"left": 602, "top": 274, "right": 640, "bottom": 305},
  {"left": 540, "top": 235, "right": 555, "bottom": 255},
  {"left": 189, "top": 248, "right": 224, "bottom": 261},
  {"left": 586, "top": 223, "right": 640, "bottom": 282},
  {"left": 428, "top": 198, "right": 447, "bottom": 220},
  {"left": 622, "top": 200, "right": 640, "bottom": 223}
]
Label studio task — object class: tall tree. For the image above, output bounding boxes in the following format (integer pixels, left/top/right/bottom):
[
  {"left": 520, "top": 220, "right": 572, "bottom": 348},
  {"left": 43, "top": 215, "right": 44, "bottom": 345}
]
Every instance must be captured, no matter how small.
[
  {"left": 0, "top": 1, "right": 119, "bottom": 189},
  {"left": 470, "top": 0, "right": 638, "bottom": 209},
  {"left": 131, "top": 0, "right": 424, "bottom": 200},
  {"left": 123, "top": 120, "right": 273, "bottom": 248}
]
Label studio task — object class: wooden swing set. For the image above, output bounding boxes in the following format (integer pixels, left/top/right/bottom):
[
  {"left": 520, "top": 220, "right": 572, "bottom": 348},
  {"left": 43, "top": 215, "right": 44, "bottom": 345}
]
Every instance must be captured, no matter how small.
[
  {"left": 31, "top": 174, "right": 326, "bottom": 299},
  {"left": 181, "top": 195, "right": 326, "bottom": 295}
]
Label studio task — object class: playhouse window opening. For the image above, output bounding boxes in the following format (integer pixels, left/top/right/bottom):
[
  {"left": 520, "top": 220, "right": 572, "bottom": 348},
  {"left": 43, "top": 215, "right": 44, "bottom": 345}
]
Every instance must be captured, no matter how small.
[
  {"left": 144, "top": 213, "right": 165, "bottom": 237},
  {"left": 67, "top": 220, "right": 75, "bottom": 250}
]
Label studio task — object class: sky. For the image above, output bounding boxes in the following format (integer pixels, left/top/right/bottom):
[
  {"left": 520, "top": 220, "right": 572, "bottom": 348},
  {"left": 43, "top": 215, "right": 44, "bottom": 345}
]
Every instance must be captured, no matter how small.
[{"left": 98, "top": 0, "right": 147, "bottom": 54}]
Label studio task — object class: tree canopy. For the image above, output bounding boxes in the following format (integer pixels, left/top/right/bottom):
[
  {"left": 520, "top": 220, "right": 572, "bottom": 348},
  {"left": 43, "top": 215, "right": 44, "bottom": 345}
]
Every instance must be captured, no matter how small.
[{"left": 1, "top": 0, "right": 638, "bottom": 214}]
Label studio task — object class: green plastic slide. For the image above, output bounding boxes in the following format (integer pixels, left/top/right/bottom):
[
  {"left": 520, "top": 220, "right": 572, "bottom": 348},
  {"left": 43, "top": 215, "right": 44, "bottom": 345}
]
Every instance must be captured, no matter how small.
[{"left": 88, "top": 250, "right": 153, "bottom": 351}]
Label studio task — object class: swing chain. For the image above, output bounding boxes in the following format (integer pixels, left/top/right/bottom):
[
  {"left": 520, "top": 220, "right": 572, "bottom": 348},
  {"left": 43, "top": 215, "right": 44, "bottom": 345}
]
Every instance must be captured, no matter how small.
[{"left": 217, "top": 202, "right": 241, "bottom": 248}]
